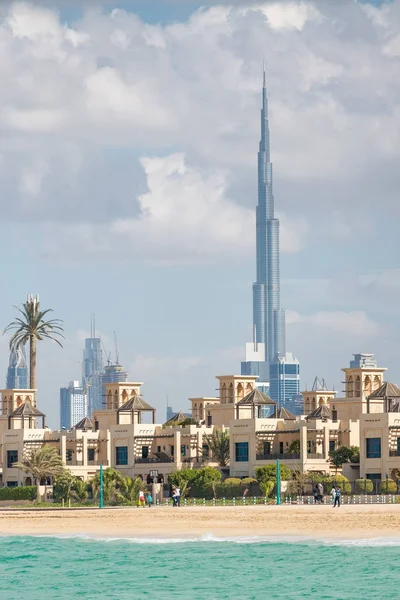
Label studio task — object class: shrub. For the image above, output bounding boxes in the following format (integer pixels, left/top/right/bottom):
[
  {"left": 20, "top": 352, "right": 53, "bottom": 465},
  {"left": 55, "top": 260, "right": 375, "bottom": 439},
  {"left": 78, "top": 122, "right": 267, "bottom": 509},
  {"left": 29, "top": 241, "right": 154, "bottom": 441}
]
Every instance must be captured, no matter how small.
[
  {"left": 220, "top": 477, "right": 241, "bottom": 498},
  {"left": 0, "top": 486, "right": 36, "bottom": 501},
  {"left": 328, "top": 475, "right": 351, "bottom": 494},
  {"left": 380, "top": 479, "right": 397, "bottom": 494},
  {"left": 355, "top": 479, "right": 373, "bottom": 493},
  {"left": 240, "top": 477, "right": 259, "bottom": 495},
  {"left": 255, "top": 464, "right": 291, "bottom": 483}
]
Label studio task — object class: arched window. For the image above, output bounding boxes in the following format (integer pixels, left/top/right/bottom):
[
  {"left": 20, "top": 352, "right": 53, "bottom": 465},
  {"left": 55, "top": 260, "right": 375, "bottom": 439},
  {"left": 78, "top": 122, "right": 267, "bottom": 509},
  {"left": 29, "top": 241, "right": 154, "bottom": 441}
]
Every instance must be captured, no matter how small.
[
  {"left": 199, "top": 404, "right": 204, "bottom": 420},
  {"left": 16, "top": 395, "right": 22, "bottom": 407},
  {"left": 122, "top": 390, "right": 128, "bottom": 403},
  {"left": 373, "top": 375, "right": 381, "bottom": 390},
  {"left": 305, "top": 399, "right": 310, "bottom": 414},
  {"left": 237, "top": 383, "right": 244, "bottom": 401},
  {"left": 245, "top": 383, "right": 253, "bottom": 395},
  {"left": 364, "top": 376, "right": 372, "bottom": 396},
  {"left": 193, "top": 403, "right": 197, "bottom": 419},
  {"left": 221, "top": 383, "right": 227, "bottom": 404},
  {"left": 113, "top": 390, "right": 119, "bottom": 409},
  {"left": 107, "top": 390, "right": 112, "bottom": 409},
  {"left": 311, "top": 397, "right": 316, "bottom": 410},
  {"left": 228, "top": 383, "right": 234, "bottom": 403},
  {"left": 347, "top": 376, "right": 354, "bottom": 398},
  {"left": 319, "top": 397, "right": 325, "bottom": 407},
  {"left": 355, "top": 376, "right": 361, "bottom": 398}
]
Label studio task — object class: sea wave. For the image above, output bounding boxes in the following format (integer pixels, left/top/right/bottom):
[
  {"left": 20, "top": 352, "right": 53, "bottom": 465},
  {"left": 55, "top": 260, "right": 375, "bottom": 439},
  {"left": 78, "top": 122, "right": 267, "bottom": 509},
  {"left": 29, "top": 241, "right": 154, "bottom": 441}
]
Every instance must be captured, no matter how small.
[{"left": 2, "top": 532, "right": 400, "bottom": 546}]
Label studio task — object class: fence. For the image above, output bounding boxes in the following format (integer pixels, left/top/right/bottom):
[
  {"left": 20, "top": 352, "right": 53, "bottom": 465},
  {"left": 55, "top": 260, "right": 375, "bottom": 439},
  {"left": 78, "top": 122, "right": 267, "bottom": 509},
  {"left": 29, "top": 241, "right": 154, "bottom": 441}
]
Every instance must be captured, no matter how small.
[{"left": 152, "top": 494, "right": 400, "bottom": 506}]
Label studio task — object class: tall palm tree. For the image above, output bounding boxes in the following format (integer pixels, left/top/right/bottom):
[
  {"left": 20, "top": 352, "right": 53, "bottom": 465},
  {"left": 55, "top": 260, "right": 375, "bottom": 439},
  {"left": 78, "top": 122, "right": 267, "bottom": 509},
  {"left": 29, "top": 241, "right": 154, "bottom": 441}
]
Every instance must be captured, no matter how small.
[
  {"left": 14, "top": 446, "right": 64, "bottom": 501},
  {"left": 204, "top": 429, "right": 230, "bottom": 467},
  {"left": 4, "top": 295, "right": 64, "bottom": 389}
]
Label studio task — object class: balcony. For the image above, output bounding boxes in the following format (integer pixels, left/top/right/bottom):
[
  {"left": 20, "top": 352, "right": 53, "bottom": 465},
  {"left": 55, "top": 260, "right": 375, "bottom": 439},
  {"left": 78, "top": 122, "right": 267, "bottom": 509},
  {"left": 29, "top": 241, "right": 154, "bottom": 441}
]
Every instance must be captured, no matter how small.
[
  {"left": 307, "top": 453, "right": 325, "bottom": 460},
  {"left": 256, "top": 453, "right": 300, "bottom": 461},
  {"left": 389, "top": 450, "right": 400, "bottom": 457},
  {"left": 135, "top": 456, "right": 174, "bottom": 464}
]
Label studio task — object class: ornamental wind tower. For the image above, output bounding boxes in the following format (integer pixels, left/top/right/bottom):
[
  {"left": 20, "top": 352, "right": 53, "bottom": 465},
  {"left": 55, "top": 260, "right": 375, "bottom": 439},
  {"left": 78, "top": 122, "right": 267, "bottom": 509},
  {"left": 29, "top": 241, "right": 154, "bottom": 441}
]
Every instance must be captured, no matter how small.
[{"left": 253, "top": 68, "right": 285, "bottom": 366}]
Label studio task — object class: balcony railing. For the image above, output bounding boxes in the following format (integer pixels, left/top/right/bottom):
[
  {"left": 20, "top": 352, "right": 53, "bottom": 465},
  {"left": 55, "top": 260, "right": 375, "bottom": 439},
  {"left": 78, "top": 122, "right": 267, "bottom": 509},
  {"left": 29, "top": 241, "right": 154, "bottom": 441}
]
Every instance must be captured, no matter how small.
[
  {"left": 307, "top": 453, "right": 325, "bottom": 460},
  {"left": 135, "top": 456, "right": 174, "bottom": 464},
  {"left": 389, "top": 450, "right": 400, "bottom": 457},
  {"left": 256, "top": 453, "right": 300, "bottom": 461}
]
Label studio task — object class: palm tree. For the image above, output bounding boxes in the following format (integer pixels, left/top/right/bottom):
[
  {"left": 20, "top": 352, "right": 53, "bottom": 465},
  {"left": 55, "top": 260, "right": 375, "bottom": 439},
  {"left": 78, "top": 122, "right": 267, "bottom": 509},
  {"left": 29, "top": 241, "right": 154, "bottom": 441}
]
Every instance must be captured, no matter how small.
[
  {"left": 4, "top": 295, "right": 64, "bottom": 389},
  {"left": 118, "top": 476, "right": 144, "bottom": 505},
  {"left": 91, "top": 468, "right": 124, "bottom": 504},
  {"left": 204, "top": 429, "right": 230, "bottom": 467},
  {"left": 14, "top": 446, "right": 64, "bottom": 501}
]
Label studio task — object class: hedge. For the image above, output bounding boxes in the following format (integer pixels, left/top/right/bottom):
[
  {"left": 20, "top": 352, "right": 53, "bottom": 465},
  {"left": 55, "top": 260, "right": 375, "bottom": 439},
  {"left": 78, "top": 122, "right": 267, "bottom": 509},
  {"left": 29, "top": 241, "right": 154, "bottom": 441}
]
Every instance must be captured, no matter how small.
[
  {"left": 0, "top": 486, "right": 36, "bottom": 501},
  {"left": 327, "top": 475, "right": 351, "bottom": 494}
]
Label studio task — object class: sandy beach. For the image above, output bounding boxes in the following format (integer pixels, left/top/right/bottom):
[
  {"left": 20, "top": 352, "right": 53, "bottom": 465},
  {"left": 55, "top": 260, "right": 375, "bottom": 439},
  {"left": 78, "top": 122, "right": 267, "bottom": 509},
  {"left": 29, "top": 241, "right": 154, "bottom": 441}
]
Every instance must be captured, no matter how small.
[{"left": 1, "top": 504, "right": 400, "bottom": 539}]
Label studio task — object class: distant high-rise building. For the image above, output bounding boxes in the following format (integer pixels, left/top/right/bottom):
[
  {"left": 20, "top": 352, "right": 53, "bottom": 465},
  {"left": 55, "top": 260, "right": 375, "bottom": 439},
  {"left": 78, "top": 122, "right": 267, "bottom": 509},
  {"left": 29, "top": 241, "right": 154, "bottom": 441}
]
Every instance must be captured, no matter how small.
[
  {"left": 102, "top": 363, "right": 128, "bottom": 385},
  {"left": 82, "top": 319, "right": 103, "bottom": 415},
  {"left": 6, "top": 346, "right": 28, "bottom": 389},
  {"left": 269, "top": 353, "right": 300, "bottom": 412},
  {"left": 60, "top": 381, "right": 87, "bottom": 430},
  {"left": 241, "top": 67, "right": 299, "bottom": 391}
]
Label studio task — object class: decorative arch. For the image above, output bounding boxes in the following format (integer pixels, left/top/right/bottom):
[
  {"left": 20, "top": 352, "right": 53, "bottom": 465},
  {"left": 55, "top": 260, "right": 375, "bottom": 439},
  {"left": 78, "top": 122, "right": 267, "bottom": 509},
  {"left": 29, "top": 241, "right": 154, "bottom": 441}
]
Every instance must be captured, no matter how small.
[
  {"left": 221, "top": 383, "right": 227, "bottom": 403},
  {"left": 373, "top": 375, "right": 381, "bottom": 390},
  {"left": 228, "top": 383, "right": 234, "bottom": 403},
  {"left": 311, "top": 397, "right": 316, "bottom": 410},
  {"left": 122, "top": 390, "right": 128, "bottom": 403},
  {"left": 347, "top": 376, "right": 354, "bottom": 398},
  {"left": 319, "top": 397, "right": 325, "bottom": 407},
  {"left": 245, "top": 383, "right": 253, "bottom": 395},
  {"left": 355, "top": 376, "right": 361, "bottom": 398},
  {"left": 237, "top": 383, "right": 244, "bottom": 401},
  {"left": 113, "top": 390, "right": 119, "bottom": 410},
  {"left": 364, "top": 375, "right": 372, "bottom": 396},
  {"left": 305, "top": 399, "right": 310, "bottom": 414},
  {"left": 16, "top": 395, "right": 23, "bottom": 407}
]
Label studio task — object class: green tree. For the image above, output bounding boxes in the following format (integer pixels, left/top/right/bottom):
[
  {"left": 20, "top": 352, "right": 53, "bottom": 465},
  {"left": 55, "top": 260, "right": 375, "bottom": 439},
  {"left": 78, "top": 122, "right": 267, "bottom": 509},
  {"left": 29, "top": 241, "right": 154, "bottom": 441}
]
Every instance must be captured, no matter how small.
[
  {"left": 91, "top": 468, "right": 124, "bottom": 504},
  {"left": 287, "top": 440, "right": 300, "bottom": 454},
  {"left": 53, "top": 470, "right": 75, "bottom": 502},
  {"left": 329, "top": 446, "right": 360, "bottom": 472},
  {"left": 14, "top": 446, "right": 64, "bottom": 501},
  {"left": 4, "top": 296, "right": 64, "bottom": 389},
  {"left": 195, "top": 466, "right": 222, "bottom": 497},
  {"left": 380, "top": 479, "right": 397, "bottom": 494},
  {"left": 71, "top": 479, "right": 89, "bottom": 503},
  {"left": 255, "top": 464, "right": 291, "bottom": 483},
  {"left": 117, "top": 476, "right": 144, "bottom": 505},
  {"left": 204, "top": 430, "right": 230, "bottom": 466},
  {"left": 168, "top": 468, "right": 199, "bottom": 498}
]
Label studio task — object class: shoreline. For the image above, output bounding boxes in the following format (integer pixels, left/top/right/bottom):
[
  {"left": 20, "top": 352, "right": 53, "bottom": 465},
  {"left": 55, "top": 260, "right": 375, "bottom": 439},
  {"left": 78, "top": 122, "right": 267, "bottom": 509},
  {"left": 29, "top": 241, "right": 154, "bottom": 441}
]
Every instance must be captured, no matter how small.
[{"left": 1, "top": 505, "right": 400, "bottom": 540}]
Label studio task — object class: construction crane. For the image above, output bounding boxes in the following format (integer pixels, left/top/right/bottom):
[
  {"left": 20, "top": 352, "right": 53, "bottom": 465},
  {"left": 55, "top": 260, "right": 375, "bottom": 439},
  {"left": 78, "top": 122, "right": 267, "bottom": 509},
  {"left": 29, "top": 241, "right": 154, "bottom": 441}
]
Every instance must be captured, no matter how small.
[
  {"left": 114, "top": 331, "right": 120, "bottom": 365},
  {"left": 101, "top": 339, "right": 112, "bottom": 366}
]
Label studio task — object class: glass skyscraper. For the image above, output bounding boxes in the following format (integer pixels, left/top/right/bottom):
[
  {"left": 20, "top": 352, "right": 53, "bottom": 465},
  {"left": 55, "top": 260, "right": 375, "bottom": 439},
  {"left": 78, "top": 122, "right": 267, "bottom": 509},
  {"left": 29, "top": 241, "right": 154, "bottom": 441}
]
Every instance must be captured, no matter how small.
[
  {"left": 6, "top": 346, "right": 28, "bottom": 389},
  {"left": 83, "top": 337, "right": 103, "bottom": 415},
  {"left": 241, "top": 68, "right": 300, "bottom": 405},
  {"left": 60, "top": 381, "right": 87, "bottom": 430}
]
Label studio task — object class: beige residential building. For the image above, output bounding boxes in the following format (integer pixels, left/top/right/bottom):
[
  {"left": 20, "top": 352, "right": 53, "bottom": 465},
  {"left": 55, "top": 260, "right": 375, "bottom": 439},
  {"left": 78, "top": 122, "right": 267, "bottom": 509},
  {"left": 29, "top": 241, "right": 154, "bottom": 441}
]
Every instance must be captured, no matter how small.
[{"left": 0, "top": 353, "right": 400, "bottom": 492}]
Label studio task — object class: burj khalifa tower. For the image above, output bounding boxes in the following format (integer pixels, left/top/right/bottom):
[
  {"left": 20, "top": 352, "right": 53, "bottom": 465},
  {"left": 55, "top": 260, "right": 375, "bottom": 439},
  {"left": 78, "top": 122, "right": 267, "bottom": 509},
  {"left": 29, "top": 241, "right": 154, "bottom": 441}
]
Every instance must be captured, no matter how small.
[
  {"left": 241, "top": 69, "right": 300, "bottom": 410},
  {"left": 252, "top": 68, "right": 285, "bottom": 367}
]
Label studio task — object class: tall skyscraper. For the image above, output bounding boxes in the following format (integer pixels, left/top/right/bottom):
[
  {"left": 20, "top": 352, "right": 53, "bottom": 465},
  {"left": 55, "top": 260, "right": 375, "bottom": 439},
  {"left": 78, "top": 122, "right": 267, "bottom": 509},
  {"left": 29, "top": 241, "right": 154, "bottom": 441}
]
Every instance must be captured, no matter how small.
[
  {"left": 6, "top": 346, "right": 28, "bottom": 389},
  {"left": 241, "top": 68, "right": 300, "bottom": 404},
  {"left": 82, "top": 318, "right": 103, "bottom": 415},
  {"left": 102, "top": 363, "right": 128, "bottom": 385},
  {"left": 269, "top": 353, "right": 300, "bottom": 413},
  {"left": 60, "top": 381, "right": 87, "bottom": 430}
]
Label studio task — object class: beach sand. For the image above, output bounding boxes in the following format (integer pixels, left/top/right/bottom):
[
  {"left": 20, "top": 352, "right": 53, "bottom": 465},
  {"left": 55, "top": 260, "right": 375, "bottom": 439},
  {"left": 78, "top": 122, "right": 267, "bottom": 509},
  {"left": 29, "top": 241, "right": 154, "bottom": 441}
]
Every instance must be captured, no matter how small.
[{"left": 1, "top": 504, "right": 400, "bottom": 539}]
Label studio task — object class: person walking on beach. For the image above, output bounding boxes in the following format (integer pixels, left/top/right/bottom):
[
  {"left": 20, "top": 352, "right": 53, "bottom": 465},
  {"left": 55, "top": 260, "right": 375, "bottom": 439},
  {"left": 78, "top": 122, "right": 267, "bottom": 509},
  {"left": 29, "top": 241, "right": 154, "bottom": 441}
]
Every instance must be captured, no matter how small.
[
  {"left": 146, "top": 492, "right": 153, "bottom": 508},
  {"left": 172, "top": 487, "right": 177, "bottom": 507},
  {"left": 331, "top": 484, "right": 336, "bottom": 504},
  {"left": 175, "top": 487, "right": 181, "bottom": 507},
  {"left": 317, "top": 482, "right": 324, "bottom": 504},
  {"left": 333, "top": 486, "right": 341, "bottom": 508},
  {"left": 138, "top": 490, "right": 145, "bottom": 508}
]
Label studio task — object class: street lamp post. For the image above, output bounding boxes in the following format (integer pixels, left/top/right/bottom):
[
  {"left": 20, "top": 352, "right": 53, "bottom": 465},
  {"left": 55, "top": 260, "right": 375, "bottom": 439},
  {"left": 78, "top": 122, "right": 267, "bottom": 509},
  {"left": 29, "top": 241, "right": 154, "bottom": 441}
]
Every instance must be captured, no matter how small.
[
  {"left": 276, "top": 458, "right": 281, "bottom": 505},
  {"left": 99, "top": 464, "right": 104, "bottom": 509}
]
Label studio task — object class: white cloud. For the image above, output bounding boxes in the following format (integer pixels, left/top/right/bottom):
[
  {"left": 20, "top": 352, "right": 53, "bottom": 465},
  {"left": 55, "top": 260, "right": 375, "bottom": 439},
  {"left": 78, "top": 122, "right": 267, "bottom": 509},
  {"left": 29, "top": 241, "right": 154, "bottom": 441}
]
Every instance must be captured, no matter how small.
[
  {"left": 358, "top": 269, "right": 400, "bottom": 290},
  {"left": 255, "top": 1, "right": 320, "bottom": 31},
  {"left": 287, "top": 310, "right": 379, "bottom": 336}
]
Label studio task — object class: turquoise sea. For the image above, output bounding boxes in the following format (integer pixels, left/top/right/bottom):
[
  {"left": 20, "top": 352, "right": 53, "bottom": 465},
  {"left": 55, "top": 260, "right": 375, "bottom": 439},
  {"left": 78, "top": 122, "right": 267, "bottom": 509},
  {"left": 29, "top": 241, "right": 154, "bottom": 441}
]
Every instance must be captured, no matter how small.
[{"left": 1, "top": 535, "right": 399, "bottom": 599}]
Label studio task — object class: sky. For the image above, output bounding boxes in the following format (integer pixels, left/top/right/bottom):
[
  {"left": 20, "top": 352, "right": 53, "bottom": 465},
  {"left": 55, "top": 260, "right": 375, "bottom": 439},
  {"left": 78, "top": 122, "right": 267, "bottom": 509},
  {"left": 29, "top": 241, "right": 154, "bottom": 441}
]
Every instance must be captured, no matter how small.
[{"left": 0, "top": 0, "right": 399, "bottom": 427}]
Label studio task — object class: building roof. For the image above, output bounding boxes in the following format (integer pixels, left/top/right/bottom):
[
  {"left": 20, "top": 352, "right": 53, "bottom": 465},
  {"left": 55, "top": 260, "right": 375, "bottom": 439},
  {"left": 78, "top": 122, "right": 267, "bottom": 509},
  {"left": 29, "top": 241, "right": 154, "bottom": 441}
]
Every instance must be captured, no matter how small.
[
  {"left": 117, "top": 396, "right": 154, "bottom": 412},
  {"left": 306, "top": 404, "right": 331, "bottom": 420},
  {"left": 10, "top": 401, "right": 45, "bottom": 418},
  {"left": 368, "top": 381, "right": 400, "bottom": 400},
  {"left": 237, "top": 388, "right": 276, "bottom": 406},
  {"left": 73, "top": 416, "right": 94, "bottom": 431},
  {"left": 276, "top": 407, "right": 296, "bottom": 420},
  {"left": 164, "top": 411, "right": 191, "bottom": 425}
]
